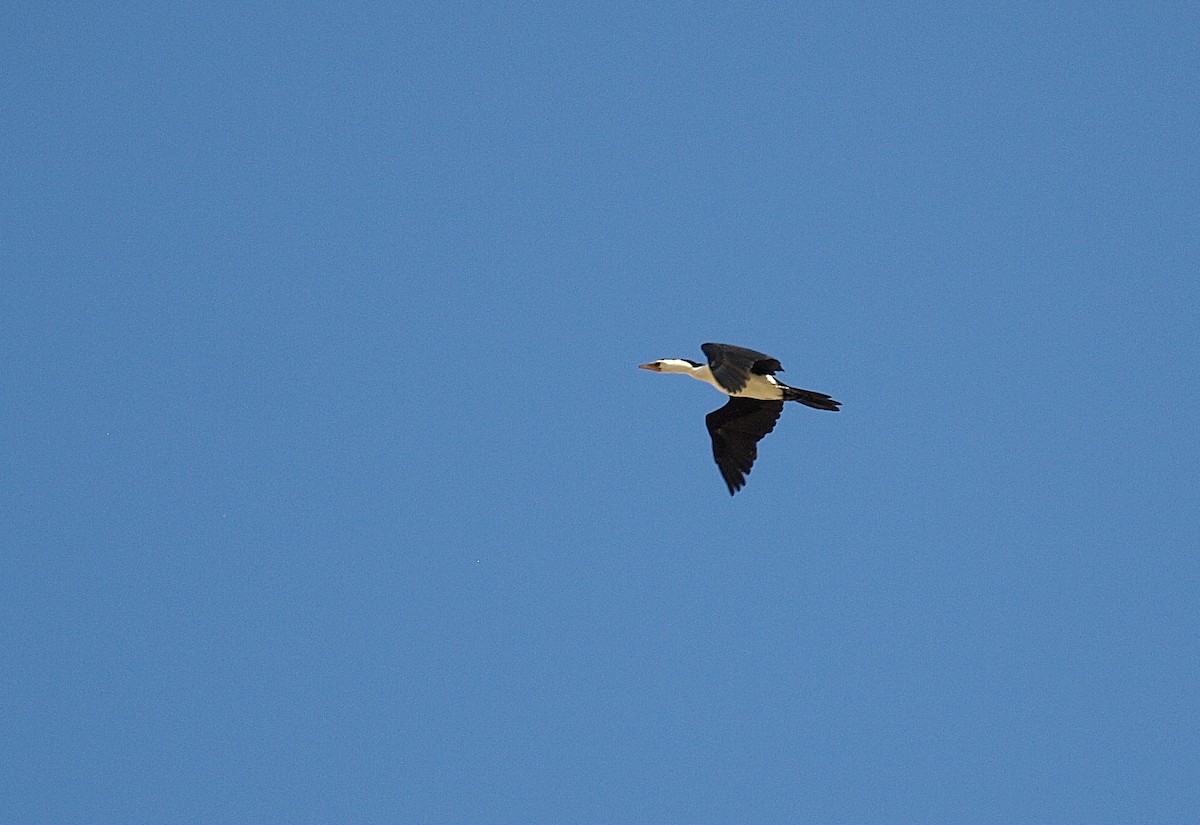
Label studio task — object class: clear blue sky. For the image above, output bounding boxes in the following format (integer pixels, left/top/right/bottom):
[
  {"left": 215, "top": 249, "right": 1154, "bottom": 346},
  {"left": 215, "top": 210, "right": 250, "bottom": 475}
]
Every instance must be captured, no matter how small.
[{"left": 4, "top": 4, "right": 1198, "bottom": 823}]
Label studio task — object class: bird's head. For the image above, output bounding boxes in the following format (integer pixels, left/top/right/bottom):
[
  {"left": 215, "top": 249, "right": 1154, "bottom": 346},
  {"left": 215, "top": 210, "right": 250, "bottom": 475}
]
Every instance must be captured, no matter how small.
[{"left": 639, "top": 358, "right": 701, "bottom": 374}]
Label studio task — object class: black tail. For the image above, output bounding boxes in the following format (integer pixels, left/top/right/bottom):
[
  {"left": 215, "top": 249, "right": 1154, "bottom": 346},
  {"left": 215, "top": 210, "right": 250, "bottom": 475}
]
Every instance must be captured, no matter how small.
[{"left": 782, "top": 385, "right": 841, "bottom": 411}]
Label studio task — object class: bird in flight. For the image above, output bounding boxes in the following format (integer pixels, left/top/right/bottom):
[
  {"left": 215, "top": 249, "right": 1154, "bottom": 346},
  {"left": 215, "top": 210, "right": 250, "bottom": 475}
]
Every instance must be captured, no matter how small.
[{"left": 639, "top": 342, "right": 840, "bottom": 495}]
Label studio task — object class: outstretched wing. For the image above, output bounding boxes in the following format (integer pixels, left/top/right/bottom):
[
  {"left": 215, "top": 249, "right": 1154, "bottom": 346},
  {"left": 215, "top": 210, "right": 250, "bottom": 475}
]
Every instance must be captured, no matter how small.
[
  {"left": 701, "top": 342, "right": 785, "bottom": 394},
  {"left": 705, "top": 398, "right": 785, "bottom": 495}
]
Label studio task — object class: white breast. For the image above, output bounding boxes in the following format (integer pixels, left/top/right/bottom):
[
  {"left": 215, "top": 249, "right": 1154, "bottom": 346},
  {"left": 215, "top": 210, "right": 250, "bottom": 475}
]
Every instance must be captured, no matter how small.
[
  {"left": 693, "top": 366, "right": 784, "bottom": 400},
  {"left": 730, "top": 373, "right": 785, "bottom": 400}
]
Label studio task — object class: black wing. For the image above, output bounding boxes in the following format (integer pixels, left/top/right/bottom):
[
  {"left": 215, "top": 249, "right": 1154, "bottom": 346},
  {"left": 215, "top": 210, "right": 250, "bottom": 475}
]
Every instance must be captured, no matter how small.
[
  {"left": 701, "top": 342, "right": 785, "bottom": 394},
  {"left": 705, "top": 398, "right": 785, "bottom": 495}
]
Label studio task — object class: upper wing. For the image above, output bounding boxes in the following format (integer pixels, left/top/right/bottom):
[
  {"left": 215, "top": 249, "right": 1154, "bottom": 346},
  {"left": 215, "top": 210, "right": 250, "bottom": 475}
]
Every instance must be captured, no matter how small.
[
  {"left": 701, "top": 342, "right": 785, "bottom": 394},
  {"left": 705, "top": 397, "right": 785, "bottom": 495}
]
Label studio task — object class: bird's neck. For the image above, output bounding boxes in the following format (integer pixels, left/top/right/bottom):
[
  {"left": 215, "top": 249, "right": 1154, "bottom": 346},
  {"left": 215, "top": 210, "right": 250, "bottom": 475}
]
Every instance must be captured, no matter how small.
[
  {"left": 658, "top": 359, "right": 708, "bottom": 378},
  {"left": 661, "top": 361, "right": 727, "bottom": 393}
]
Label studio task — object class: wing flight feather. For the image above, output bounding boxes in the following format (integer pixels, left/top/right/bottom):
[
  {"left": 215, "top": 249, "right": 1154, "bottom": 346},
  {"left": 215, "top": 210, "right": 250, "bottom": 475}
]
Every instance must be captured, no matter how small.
[
  {"left": 701, "top": 342, "right": 784, "bottom": 393},
  {"left": 705, "top": 398, "right": 785, "bottom": 495}
]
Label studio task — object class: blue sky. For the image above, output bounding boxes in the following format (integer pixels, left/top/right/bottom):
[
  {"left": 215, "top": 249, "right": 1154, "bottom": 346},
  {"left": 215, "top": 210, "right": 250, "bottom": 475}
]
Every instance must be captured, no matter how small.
[{"left": 4, "top": 3, "right": 1198, "bottom": 822}]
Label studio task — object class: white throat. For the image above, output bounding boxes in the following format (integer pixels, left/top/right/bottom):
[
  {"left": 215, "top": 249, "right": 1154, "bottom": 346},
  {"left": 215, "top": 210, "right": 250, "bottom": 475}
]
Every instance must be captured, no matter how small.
[{"left": 656, "top": 360, "right": 728, "bottom": 394}]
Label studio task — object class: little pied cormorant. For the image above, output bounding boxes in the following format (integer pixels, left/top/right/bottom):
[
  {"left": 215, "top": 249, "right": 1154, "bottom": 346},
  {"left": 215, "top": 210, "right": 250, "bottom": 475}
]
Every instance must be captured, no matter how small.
[{"left": 639, "top": 342, "right": 840, "bottom": 495}]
